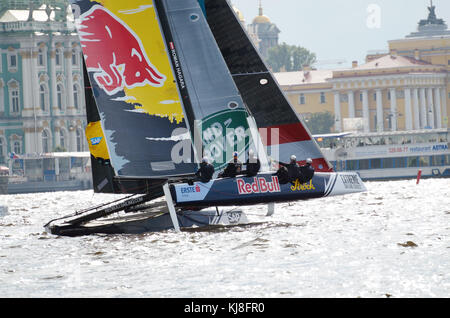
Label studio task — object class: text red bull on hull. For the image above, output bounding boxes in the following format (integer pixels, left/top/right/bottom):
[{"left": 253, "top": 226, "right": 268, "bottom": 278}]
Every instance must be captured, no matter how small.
[{"left": 237, "top": 176, "right": 281, "bottom": 195}]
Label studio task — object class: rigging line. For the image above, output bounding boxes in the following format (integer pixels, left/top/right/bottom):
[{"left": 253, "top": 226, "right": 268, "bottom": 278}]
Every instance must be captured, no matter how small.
[
  {"left": 43, "top": 193, "right": 140, "bottom": 228},
  {"left": 231, "top": 71, "right": 270, "bottom": 77},
  {"left": 76, "top": 192, "right": 139, "bottom": 214}
]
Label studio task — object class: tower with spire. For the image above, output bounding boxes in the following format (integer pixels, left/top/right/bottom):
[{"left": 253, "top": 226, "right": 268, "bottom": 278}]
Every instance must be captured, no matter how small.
[{"left": 247, "top": 0, "right": 280, "bottom": 59}]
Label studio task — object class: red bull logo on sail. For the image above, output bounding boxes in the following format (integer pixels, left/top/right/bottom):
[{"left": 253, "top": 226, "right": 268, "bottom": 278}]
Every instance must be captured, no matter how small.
[
  {"left": 79, "top": 5, "right": 166, "bottom": 95},
  {"left": 237, "top": 176, "right": 281, "bottom": 195}
]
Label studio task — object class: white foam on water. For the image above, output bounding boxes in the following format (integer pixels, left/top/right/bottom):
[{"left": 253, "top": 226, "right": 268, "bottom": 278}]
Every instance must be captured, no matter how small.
[{"left": 0, "top": 178, "right": 449, "bottom": 297}]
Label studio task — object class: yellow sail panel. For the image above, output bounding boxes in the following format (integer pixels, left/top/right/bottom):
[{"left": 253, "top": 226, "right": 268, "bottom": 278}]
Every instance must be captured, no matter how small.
[
  {"left": 85, "top": 121, "right": 110, "bottom": 160},
  {"left": 82, "top": 0, "right": 184, "bottom": 123}
]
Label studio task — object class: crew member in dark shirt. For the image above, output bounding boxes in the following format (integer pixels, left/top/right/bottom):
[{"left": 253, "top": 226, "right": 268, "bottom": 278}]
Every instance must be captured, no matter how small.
[
  {"left": 298, "top": 158, "right": 315, "bottom": 184},
  {"left": 278, "top": 155, "right": 301, "bottom": 184},
  {"left": 219, "top": 152, "right": 242, "bottom": 178},
  {"left": 194, "top": 156, "right": 215, "bottom": 183},
  {"left": 243, "top": 150, "right": 261, "bottom": 177}
]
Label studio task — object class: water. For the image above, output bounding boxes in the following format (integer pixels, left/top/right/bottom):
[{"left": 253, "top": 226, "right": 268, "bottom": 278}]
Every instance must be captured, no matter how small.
[{"left": 0, "top": 179, "right": 449, "bottom": 298}]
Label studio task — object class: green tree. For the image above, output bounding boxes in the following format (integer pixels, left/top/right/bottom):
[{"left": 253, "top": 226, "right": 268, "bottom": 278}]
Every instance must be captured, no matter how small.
[
  {"left": 304, "top": 112, "right": 335, "bottom": 135},
  {"left": 267, "top": 43, "right": 317, "bottom": 72},
  {"left": 53, "top": 145, "right": 67, "bottom": 152}
]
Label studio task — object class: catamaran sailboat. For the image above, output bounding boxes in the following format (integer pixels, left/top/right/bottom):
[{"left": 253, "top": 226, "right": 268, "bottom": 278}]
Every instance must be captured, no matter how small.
[{"left": 45, "top": 0, "right": 366, "bottom": 236}]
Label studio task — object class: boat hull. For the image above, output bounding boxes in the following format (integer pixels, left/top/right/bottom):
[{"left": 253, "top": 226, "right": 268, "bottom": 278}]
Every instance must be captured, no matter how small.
[
  {"left": 170, "top": 171, "right": 366, "bottom": 208},
  {"left": 46, "top": 209, "right": 248, "bottom": 237}
]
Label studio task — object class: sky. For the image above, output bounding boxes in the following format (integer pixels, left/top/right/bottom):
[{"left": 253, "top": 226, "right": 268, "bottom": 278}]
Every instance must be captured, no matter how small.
[{"left": 231, "top": 0, "right": 450, "bottom": 69}]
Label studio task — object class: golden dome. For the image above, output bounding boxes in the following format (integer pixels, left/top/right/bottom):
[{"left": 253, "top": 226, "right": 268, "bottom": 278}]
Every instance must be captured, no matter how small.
[
  {"left": 252, "top": 15, "right": 271, "bottom": 24},
  {"left": 252, "top": 4, "right": 271, "bottom": 24},
  {"left": 232, "top": 5, "right": 245, "bottom": 23}
]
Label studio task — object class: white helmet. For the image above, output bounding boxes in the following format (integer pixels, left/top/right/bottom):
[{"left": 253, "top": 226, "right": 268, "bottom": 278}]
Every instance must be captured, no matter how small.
[
  {"left": 290, "top": 155, "right": 297, "bottom": 161},
  {"left": 306, "top": 158, "right": 313, "bottom": 164},
  {"left": 202, "top": 156, "right": 209, "bottom": 163}
]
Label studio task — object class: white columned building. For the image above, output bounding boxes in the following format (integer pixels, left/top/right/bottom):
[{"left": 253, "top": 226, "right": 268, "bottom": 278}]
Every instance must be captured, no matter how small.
[
  {"left": 65, "top": 43, "right": 74, "bottom": 115},
  {"left": 441, "top": 88, "right": 448, "bottom": 128},
  {"left": 333, "top": 91, "right": 342, "bottom": 132},
  {"left": 347, "top": 91, "right": 355, "bottom": 118},
  {"left": 31, "top": 49, "right": 40, "bottom": 114},
  {"left": 361, "top": 90, "right": 370, "bottom": 133},
  {"left": 427, "top": 87, "right": 435, "bottom": 128},
  {"left": 69, "top": 121, "right": 77, "bottom": 152},
  {"left": 412, "top": 88, "right": 421, "bottom": 130},
  {"left": 433, "top": 87, "right": 442, "bottom": 129},
  {"left": 375, "top": 89, "right": 383, "bottom": 132},
  {"left": 49, "top": 44, "right": 58, "bottom": 114},
  {"left": 0, "top": 3, "right": 87, "bottom": 163},
  {"left": 404, "top": 88, "right": 413, "bottom": 131},
  {"left": 389, "top": 88, "right": 397, "bottom": 131},
  {"left": 419, "top": 88, "right": 427, "bottom": 128}
]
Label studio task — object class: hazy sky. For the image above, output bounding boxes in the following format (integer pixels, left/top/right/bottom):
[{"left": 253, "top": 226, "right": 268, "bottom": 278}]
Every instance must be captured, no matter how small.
[{"left": 231, "top": 0, "right": 450, "bottom": 69}]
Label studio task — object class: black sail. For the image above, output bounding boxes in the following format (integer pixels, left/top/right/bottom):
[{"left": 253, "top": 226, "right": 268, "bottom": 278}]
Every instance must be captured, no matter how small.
[
  {"left": 204, "top": 0, "right": 333, "bottom": 172},
  {"left": 154, "top": 0, "right": 256, "bottom": 171}
]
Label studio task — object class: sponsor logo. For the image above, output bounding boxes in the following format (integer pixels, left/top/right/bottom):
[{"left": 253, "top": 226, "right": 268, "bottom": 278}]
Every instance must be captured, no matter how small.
[
  {"left": 290, "top": 179, "right": 316, "bottom": 191},
  {"left": 227, "top": 212, "right": 242, "bottom": 224},
  {"left": 90, "top": 137, "right": 103, "bottom": 146},
  {"left": 168, "top": 42, "right": 186, "bottom": 89},
  {"left": 79, "top": 5, "right": 166, "bottom": 95},
  {"left": 237, "top": 176, "right": 280, "bottom": 195},
  {"left": 340, "top": 174, "right": 363, "bottom": 190},
  {"left": 199, "top": 109, "right": 252, "bottom": 171},
  {"left": 180, "top": 184, "right": 201, "bottom": 194}
]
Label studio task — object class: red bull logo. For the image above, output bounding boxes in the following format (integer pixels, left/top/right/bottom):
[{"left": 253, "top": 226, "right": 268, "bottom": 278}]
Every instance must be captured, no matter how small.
[
  {"left": 237, "top": 176, "right": 281, "bottom": 195},
  {"left": 79, "top": 5, "right": 166, "bottom": 95}
]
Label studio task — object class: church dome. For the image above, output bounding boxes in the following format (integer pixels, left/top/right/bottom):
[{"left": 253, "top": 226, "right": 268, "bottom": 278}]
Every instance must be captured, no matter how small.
[
  {"left": 252, "top": 5, "right": 271, "bottom": 24},
  {"left": 232, "top": 5, "right": 245, "bottom": 23},
  {"left": 252, "top": 14, "right": 271, "bottom": 24}
]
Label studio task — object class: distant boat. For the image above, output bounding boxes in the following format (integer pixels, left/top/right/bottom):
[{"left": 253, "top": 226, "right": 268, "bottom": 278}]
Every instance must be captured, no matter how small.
[
  {"left": 45, "top": 0, "right": 366, "bottom": 236},
  {"left": 314, "top": 128, "right": 450, "bottom": 181}
]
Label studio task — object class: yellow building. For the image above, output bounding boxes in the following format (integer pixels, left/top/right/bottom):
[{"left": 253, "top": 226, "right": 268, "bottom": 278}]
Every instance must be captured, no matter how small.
[{"left": 275, "top": 3, "right": 449, "bottom": 133}]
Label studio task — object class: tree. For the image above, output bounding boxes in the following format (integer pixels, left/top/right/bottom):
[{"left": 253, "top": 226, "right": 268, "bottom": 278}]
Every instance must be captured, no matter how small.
[
  {"left": 53, "top": 145, "right": 67, "bottom": 152},
  {"left": 304, "top": 112, "right": 335, "bottom": 135},
  {"left": 267, "top": 43, "right": 317, "bottom": 72}
]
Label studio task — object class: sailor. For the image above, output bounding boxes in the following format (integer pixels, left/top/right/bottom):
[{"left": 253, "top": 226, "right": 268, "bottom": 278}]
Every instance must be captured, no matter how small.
[
  {"left": 299, "top": 158, "right": 315, "bottom": 184},
  {"left": 277, "top": 155, "right": 301, "bottom": 184},
  {"left": 193, "top": 156, "right": 215, "bottom": 183},
  {"left": 243, "top": 150, "right": 261, "bottom": 177},
  {"left": 218, "top": 152, "right": 242, "bottom": 178}
]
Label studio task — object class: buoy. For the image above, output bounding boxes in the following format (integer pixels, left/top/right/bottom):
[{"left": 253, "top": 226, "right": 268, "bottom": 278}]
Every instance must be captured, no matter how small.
[{"left": 416, "top": 169, "right": 422, "bottom": 184}]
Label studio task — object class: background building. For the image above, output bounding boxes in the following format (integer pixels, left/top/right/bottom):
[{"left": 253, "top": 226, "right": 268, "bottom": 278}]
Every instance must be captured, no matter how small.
[
  {"left": 0, "top": 0, "right": 86, "bottom": 165},
  {"left": 233, "top": 1, "right": 280, "bottom": 60},
  {"left": 275, "top": 3, "right": 449, "bottom": 134}
]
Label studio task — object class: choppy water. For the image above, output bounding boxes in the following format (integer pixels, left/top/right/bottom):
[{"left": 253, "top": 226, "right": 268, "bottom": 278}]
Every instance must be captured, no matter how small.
[{"left": 0, "top": 179, "right": 449, "bottom": 298}]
